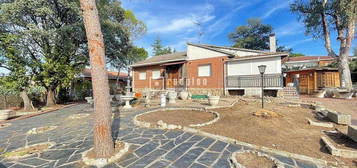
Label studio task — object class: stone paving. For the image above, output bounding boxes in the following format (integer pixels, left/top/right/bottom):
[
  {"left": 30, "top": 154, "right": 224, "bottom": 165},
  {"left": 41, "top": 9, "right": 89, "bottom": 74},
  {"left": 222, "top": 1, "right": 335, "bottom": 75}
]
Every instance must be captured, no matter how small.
[{"left": 0, "top": 104, "right": 321, "bottom": 168}]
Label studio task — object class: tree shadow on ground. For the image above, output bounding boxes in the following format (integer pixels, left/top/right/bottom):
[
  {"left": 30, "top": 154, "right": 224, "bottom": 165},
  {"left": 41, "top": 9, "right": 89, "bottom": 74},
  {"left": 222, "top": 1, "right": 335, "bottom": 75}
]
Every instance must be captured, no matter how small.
[{"left": 111, "top": 108, "right": 121, "bottom": 140}]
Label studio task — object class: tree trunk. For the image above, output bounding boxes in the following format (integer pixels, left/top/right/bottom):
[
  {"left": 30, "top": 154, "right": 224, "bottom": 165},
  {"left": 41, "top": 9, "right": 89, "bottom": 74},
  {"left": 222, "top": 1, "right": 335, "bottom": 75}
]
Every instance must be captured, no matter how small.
[
  {"left": 338, "top": 54, "right": 353, "bottom": 90},
  {"left": 337, "top": 17, "right": 355, "bottom": 91},
  {"left": 3, "top": 96, "right": 7, "bottom": 109},
  {"left": 80, "top": 0, "right": 114, "bottom": 158},
  {"left": 46, "top": 88, "right": 56, "bottom": 106},
  {"left": 20, "top": 91, "right": 35, "bottom": 111}
]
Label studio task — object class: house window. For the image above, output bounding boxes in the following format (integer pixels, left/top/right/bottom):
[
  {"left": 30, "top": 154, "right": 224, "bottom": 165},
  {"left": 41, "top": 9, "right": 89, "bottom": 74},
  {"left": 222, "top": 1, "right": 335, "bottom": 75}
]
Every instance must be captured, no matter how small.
[
  {"left": 198, "top": 64, "right": 211, "bottom": 77},
  {"left": 152, "top": 70, "right": 161, "bottom": 79},
  {"left": 139, "top": 71, "right": 146, "bottom": 80}
]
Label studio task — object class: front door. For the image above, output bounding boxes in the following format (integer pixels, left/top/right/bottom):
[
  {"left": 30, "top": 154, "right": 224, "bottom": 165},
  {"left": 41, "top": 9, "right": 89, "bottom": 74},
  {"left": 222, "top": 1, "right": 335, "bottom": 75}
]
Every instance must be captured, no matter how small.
[{"left": 166, "top": 65, "right": 181, "bottom": 88}]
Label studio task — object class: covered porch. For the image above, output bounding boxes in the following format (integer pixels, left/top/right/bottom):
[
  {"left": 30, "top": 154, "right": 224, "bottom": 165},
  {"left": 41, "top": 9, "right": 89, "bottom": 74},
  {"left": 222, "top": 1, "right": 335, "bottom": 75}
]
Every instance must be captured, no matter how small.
[{"left": 225, "top": 73, "right": 284, "bottom": 96}]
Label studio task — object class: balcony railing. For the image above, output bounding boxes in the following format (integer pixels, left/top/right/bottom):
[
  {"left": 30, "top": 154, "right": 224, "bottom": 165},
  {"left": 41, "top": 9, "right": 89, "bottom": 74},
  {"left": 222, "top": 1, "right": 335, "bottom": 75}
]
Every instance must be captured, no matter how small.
[{"left": 226, "top": 73, "right": 283, "bottom": 88}]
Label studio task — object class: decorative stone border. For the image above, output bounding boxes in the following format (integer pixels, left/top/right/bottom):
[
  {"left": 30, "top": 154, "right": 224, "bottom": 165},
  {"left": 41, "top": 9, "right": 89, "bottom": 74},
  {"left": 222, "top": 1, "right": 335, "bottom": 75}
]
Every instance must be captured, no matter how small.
[
  {"left": 81, "top": 141, "right": 130, "bottom": 168},
  {"left": 306, "top": 118, "right": 333, "bottom": 128},
  {"left": 231, "top": 150, "right": 284, "bottom": 168},
  {"left": 133, "top": 98, "right": 334, "bottom": 167},
  {"left": 2, "top": 141, "right": 56, "bottom": 160},
  {"left": 321, "top": 136, "right": 357, "bottom": 158},
  {"left": 26, "top": 126, "right": 58, "bottom": 135},
  {"left": 67, "top": 113, "right": 90, "bottom": 120},
  {"left": 134, "top": 109, "right": 330, "bottom": 167},
  {"left": 204, "top": 99, "right": 239, "bottom": 110},
  {"left": 326, "top": 111, "right": 351, "bottom": 125},
  {"left": 347, "top": 125, "right": 357, "bottom": 142},
  {"left": 133, "top": 107, "right": 220, "bottom": 130}
]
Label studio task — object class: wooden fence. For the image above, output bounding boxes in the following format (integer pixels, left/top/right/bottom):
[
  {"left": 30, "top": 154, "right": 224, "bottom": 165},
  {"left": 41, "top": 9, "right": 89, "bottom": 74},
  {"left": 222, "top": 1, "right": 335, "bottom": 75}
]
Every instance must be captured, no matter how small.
[{"left": 226, "top": 73, "right": 283, "bottom": 88}]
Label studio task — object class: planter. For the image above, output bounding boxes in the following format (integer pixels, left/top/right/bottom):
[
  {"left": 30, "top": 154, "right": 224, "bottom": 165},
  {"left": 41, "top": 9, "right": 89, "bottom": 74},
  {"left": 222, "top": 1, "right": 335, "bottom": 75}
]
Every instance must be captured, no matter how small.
[
  {"left": 0, "top": 109, "right": 11, "bottom": 121},
  {"left": 168, "top": 92, "right": 177, "bottom": 104},
  {"left": 208, "top": 96, "right": 220, "bottom": 106},
  {"left": 231, "top": 150, "right": 284, "bottom": 168},
  {"left": 179, "top": 91, "right": 189, "bottom": 100}
]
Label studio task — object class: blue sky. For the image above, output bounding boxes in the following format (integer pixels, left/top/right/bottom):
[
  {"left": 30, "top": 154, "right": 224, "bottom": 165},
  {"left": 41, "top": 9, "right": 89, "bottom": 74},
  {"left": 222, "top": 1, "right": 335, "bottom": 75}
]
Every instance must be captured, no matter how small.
[
  {"left": 121, "top": 0, "right": 351, "bottom": 56},
  {"left": 0, "top": 0, "right": 354, "bottom": 74}
]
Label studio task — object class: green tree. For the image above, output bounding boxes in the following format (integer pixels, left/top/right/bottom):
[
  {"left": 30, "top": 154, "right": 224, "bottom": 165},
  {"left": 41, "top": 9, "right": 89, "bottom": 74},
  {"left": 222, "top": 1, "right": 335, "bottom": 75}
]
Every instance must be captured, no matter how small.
[
  {"left": 0, "top": 0, "right": 143, "bottom": 106},
  {"left": 0, "top": 34, "right": 35, "bottom": 110},
  {"left": 0, "top": 0, "right": 88, "bottom": 106},
  {"left": 289, "top": 53, "right": 305, "bottom": 57},
  {"left": 228, "top": 18, "right": 291, "bottom": 52},
  {"left": 152, "top": 37, "right": 174, "bottom": 56},
  {"left": 291, "top": 0, "right": 357, "bottom": 90},
  {"left": 0, "top": 77, "right": 18, "bottom": 110},
  {"left": 109, "top": 46, "right": 147, "bottom": 92},
  {"left": 123, "top": 10, "right": 147, "bottom": 41}
]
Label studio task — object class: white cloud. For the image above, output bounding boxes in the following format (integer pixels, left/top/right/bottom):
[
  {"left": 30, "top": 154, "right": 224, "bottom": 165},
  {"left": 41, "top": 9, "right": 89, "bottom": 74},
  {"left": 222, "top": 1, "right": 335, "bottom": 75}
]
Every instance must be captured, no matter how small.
[
  {"left": 261, "top": 0, "right": 291, "bottom": 19},
  {"left": 147, "top": 3, "right": 215, "bottom": 34},
  {"left": 149, "top": 17, "right": 196, "bottom": 33},
  {"left": 205, "top": 3, "right": 250, "bottom": 40},
  {"left": 286, "top": 38, "right": 314, "bottom": 48},
  {"left": 275, "top": 21, "right": 304, "bottom": 36}
]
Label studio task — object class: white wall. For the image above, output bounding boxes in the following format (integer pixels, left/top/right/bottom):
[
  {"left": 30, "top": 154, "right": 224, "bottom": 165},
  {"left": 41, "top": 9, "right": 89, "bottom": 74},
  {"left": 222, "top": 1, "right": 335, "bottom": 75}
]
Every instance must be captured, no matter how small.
[
  {"left": 187, "top": 44, "right": 262, "bottom": 60},
  {"left": 227, "top": 57, "right": 282, "bottom": 76},
  {"left": 187, "top": 45, "right": 228, "bottom": 60},
  {"left": 219, "top": 48, "right": 259, "bottom": 56}
]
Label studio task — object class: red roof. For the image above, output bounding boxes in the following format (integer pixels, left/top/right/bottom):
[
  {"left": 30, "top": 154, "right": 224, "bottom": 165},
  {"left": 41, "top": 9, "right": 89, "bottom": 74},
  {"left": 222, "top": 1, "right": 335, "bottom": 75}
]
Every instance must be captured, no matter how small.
[
  {"left": 287, "top": 56, "right": 334, "bottom": 62},
  {"left": 82, "top": 68, "right": 128, "bottom": 80}
]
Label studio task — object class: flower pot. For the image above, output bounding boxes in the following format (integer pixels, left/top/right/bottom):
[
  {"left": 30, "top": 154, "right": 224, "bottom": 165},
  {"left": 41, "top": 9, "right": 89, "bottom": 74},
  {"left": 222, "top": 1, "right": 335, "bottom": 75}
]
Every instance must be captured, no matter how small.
[
  {"left": 179, "top": 91, "right": 189, "bottom": 100},
  {"left": 168, "top": 92, "right": 177, "bottom": 104},
  {"left": 208, "top": 96, "right": 220, "bottom": 106},
  {"left": 0, "top": 109, "right": 11, "bottom": 121}
]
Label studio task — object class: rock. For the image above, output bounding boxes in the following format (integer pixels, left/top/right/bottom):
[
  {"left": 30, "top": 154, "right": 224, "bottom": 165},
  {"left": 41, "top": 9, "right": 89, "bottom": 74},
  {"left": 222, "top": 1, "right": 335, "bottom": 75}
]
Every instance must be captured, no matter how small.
[
  {"left": 157, "top": 120, "right": 167, "bottom": 129},
  {"left": 347, "top": 125, "right": 357, "bottom": 143},
  {"left": 315, "top": 90, "right": 326, "bottom": 98},
  {"left": 167, "top": 124, "right": 178, "bottom": 129},
  {"left": 327, "top": 111, "right": 351, "bottom": 125},
  {"left": 315, "top": 105, "right": 326, "bottom": 112},
  {"left": 307, "top": 118, "right": 333, "bottom": 128}
]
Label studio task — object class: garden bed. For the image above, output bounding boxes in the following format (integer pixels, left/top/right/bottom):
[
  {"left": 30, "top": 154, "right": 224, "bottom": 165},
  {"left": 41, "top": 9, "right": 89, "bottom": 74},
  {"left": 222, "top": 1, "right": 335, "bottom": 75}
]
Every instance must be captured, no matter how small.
[
  {"left": 198, "top": 101, "right": 356, "bottom": 166},
  {"left": 136, "top": 109, "right": 216, "bottom": 126},
  {"left": 136, "top": 99, "right": 356, "bottom": 166}
]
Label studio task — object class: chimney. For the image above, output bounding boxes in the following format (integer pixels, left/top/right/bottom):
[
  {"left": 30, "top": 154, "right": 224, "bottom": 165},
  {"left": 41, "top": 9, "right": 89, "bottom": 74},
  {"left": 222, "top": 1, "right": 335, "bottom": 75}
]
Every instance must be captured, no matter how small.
[{"left": 269, "top": 33, "right": 276, "bottom": 52}]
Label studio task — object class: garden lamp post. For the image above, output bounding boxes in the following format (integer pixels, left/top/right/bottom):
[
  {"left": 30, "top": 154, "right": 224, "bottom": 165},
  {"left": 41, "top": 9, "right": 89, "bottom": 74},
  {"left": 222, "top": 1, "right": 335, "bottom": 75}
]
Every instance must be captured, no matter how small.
[{"left": 258, "top": 65, "right": 267, "bottom": 108}]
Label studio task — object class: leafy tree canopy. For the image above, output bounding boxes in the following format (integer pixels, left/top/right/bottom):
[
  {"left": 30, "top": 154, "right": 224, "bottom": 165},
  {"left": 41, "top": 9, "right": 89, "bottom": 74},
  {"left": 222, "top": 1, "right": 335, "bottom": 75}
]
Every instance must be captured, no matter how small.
[
  {"left": 228, "top": 18, "right": 291, "bottom": 52},
  {"left": 0, "top": 0, "right": 146, "bottom": 104},
  {"left": 152, "top": 37, "right": 174, "bottom": 56},
  {"left": 290, "top": 0, "right": 357, "bottom": 89}
]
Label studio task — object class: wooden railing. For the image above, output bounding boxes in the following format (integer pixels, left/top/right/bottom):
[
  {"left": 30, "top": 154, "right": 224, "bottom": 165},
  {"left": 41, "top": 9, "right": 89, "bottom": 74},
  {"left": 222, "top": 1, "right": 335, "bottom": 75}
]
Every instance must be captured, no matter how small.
[{"left": 226, "top": 73, "right": 283, "bottom": 88}]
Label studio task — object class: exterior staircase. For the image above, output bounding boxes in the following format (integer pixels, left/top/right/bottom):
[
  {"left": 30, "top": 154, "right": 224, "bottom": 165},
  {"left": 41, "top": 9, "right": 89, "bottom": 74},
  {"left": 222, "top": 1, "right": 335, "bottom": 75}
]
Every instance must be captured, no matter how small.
[{"left": 281, "top": 87, "right": 299, "bottom": 99}]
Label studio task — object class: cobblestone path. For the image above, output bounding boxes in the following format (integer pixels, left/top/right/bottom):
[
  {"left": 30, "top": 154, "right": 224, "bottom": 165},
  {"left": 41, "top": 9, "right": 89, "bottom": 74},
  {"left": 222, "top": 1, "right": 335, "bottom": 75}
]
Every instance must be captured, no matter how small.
[{"left": 0, "top": 104, "right": 320, "bottom": 168}]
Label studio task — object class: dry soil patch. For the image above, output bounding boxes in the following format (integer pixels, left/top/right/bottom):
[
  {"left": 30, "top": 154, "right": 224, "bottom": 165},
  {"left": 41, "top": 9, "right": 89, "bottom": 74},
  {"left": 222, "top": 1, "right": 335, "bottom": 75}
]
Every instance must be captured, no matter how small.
[
  {"left": 137, "top": 110, "right": 216, "bottom": 126},
  {"left": 235, "top": 152, "right": 276, "bottom": 168},
  {"left": 196, "top": 101, "right": 356, "bottom": 165}
]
